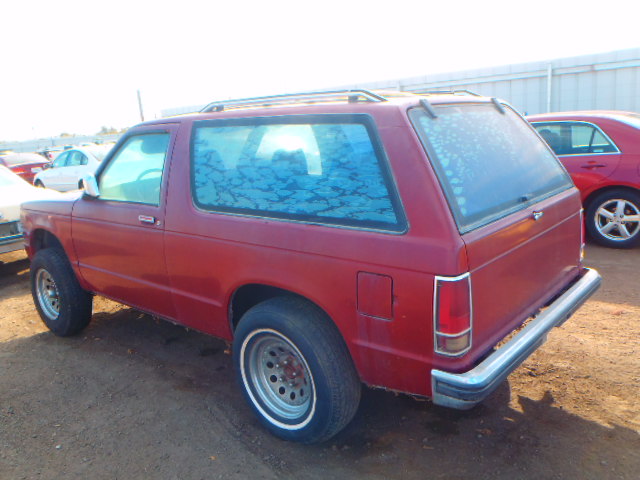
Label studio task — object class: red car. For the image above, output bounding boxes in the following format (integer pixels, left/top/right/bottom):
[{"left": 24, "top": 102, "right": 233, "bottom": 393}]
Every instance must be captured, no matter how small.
[
  {"left": 528, "top": 111, "right": 640, "bottom": 248},
  {"left": 0, "top": 152, "right": 51, "bottom": 184},
  {"left": 21, "top": 91, "right": 600, "bottom": 443}
]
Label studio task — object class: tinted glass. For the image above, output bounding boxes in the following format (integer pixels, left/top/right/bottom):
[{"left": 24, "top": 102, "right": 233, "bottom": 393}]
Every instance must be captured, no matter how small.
[
  {"left": 66, "top": 151, "right": 86, "bottom": 166},
  {"left": 52, "top": 152, "right": 68, "bottom": 168},
  {"left": 98, "top": 133, "right": 170, "bottom": 205},
  {"left": 411, "top": 104, "right": 572, "bottom": 232},
  {"left": 534, "top": 122, "right": 617, "bottom": 155},
  {"left": 191, "top": 118, "right": 403, "bottom": 231},
  {"left": 590, "top": 129, "right": 616, "bottom": 153}
]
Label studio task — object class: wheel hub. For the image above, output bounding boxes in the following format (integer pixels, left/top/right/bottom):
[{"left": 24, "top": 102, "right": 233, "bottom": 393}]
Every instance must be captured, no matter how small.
[
  {"left": 245, "top": 331, "right": 314, "bottom": 420},
  {"left": 36, "top": 268, "right": 60, "bottom": 320},
  {"left": 595, "top": 198, "right": 640, "bottom": 241}
]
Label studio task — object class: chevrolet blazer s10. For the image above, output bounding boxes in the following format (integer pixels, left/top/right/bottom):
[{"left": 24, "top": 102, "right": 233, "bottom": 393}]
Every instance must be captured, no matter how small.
[{"left": 21, "top": 90, "right": 601, "bottom": 443}]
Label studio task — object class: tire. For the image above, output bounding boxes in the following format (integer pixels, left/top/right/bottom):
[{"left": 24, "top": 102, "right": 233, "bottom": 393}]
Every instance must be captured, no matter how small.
[
  {"left": 585, "top": 189, "right": 640, "bottom": 249},
  {"left": 30, "top": 248, "right": 93, "bottom": 336},
  {"left": 34, "top": 180, "right": 44, "bottom": 188},
  {"left": 233, "top": 297, "right": 361, "bottom": 444}
]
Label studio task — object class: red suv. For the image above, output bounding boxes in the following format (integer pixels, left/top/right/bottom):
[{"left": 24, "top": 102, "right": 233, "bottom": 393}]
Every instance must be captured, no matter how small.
[
  {"left": 529, "top": 111, "right": 640, "bottom": 248},
  {"left": 21, "top": 91, "right": 600, "bottom": 443}
]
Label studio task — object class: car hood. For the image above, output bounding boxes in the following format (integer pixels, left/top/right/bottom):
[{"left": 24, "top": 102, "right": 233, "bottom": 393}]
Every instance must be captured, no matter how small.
[{"left": 0, "top": 186, "right": 63, "bottom": 222}]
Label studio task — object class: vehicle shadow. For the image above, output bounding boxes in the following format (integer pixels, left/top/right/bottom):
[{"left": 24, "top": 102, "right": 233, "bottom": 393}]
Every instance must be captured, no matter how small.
[
  {"left": 1, "top": 307, "right": 638, "bottom": 480},
  {"left": 0, "top": 252, "right": 30, "bottom": 292},
  {"left": 584, "top": 243, "right": 640, "bottom": 307}
]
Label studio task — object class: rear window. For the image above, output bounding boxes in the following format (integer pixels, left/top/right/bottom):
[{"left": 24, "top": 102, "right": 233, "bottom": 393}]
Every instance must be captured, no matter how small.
[
  {"left": 190, "top": 115, "right": 406, "bottom": 232},
  {"left": 410, "top": 104, "right": 572, "bottom": 233}
]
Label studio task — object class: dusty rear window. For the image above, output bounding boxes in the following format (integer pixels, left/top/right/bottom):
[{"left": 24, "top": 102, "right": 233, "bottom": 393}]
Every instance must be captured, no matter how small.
[{"left": 410, "top": 104, "right": 573, "bottom": 232}]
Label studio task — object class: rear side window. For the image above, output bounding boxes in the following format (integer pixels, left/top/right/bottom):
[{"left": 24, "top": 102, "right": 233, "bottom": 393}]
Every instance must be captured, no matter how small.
[
  {"left": 411, "top": 104, "right": 572, "bottom": 233},
  {"left": 191, "top": 116, "right": 405, "bottom": 232},
  {"left": 533, "top": 122, "right": 618, "bottom": 155}
]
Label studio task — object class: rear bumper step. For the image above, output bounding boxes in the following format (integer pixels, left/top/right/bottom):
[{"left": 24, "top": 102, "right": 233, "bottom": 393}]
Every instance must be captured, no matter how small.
[{"left": 431, "top": 267, "right": 601, "bottom": 409}]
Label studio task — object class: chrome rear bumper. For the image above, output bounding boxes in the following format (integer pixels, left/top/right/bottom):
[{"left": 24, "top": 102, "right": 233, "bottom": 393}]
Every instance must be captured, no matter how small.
[{"left": 431, "top": 267, "right": 601, "bottom": 410}]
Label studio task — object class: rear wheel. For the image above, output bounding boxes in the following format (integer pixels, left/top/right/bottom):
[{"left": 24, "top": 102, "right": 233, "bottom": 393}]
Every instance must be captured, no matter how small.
[
  {"left": 586, "top": 189, "right": 640, "bottom": 248},
  {"left": 233, "top": 297, "right": 361, "bottom": 443},
  {"left": 30, "top": 248, "right": 93, "bottom": 336}
]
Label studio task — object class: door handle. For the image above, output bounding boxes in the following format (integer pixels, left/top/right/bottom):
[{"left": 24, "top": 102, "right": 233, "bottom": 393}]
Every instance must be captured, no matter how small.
[
  {"left": 580, "top": 164, "right": 606, "bottom": 169},
  {"left": 138, "top": 215, "right": 156, "bottom": 224}
]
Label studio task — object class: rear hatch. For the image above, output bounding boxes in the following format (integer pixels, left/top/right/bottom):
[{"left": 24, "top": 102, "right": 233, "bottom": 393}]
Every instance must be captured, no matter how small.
[{"left": 410, "top": 100, "right": 582, "bottom": 366}]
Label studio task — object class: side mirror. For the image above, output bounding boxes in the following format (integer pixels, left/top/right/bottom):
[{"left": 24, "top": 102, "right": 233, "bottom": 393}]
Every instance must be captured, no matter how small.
[{"left": 81, "top": 174, "right": 100, "bottom": 198}]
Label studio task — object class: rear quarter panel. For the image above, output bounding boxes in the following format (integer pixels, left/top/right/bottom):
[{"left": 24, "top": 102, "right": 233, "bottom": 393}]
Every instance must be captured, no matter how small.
[{"left": 163, "top": 109, "right": 467, "bottom": 396}]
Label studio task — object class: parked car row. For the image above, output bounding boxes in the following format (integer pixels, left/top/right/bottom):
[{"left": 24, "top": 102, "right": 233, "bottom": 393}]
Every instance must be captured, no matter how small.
[
  {"left": 0, "top": 152, "right": 50, "bottom": 184},
  {"left": 1, "top": 143, "right": 113, "bottom": 254},
  {"left": 528, "top": 111, "right": 640, "bottom": 248},
  {"left": 0, "top": 143, "right": 113, "bottom": 192},
  {"left": 0, "top": 166, "right": 60, "bottom": 254},
  {"left": 33, "top": 145, "right": 112, "bottom": 191}
]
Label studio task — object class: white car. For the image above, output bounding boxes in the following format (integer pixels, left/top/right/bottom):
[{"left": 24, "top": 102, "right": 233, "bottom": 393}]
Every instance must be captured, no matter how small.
[
  {"left": 33, "top": 145, "right": 112, "bottom": 191},
  {"left": 0, "top": 166, "right": 61, "bottom": 254}
]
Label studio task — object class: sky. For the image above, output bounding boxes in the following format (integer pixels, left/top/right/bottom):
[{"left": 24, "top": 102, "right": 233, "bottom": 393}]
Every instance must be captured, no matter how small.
[{"left": 1, "top": 0, "right": 638, "bottom": 142}]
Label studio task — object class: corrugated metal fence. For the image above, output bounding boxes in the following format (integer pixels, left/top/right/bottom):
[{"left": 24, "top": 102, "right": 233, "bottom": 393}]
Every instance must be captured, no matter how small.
[
  {"left": 347, "top": 48, "right": 640, "bottom": 115},
  {"left": 161, "top": 49, "right": 640, "bottom": 119}
]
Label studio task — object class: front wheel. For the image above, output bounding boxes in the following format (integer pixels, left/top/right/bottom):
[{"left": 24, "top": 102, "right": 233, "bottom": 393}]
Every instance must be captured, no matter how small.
[
  {"left": 233, "top": 297, "right": 361, "bottom": 444},
  {"left": 34, "top": 180, "right": 45, "bottom": 188},
  {"left": 30, "top": 248, "right": 93, "bottom": 336},
  {"left": 586, "top": 189, "right": 640, "bottom": 248}
]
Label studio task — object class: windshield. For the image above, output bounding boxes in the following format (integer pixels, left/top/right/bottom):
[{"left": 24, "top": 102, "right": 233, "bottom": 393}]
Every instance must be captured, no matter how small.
[
  {"left": 0, "top": 166, "right": 28, "bottom": 187},
  {"left": 410, "top": 103, "right": 573, "bottom": 232}
]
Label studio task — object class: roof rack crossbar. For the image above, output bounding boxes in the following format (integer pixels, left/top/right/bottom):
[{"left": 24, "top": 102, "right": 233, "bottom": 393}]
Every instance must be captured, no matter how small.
[
  {"left": 419, "top": 98, "right": 438, "bottom": 119},
  {"left": 201, "top": 89, "right": 388, "bottom": 113},
  {"left": 491, "top": 97, "right": 506, "bottom": 114},
  {"left": 415, "top": 89, "right": 481, "bottom": 97}
]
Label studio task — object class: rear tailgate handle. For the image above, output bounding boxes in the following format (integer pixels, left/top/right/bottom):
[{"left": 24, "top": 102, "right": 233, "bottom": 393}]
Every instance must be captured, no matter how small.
[{"left": 138, "top": 215, "right": 156, "bottom": 225}]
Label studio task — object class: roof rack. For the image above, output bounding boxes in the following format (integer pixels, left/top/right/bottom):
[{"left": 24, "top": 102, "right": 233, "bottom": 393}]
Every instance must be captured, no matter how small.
[
  {"left": 415, "top": 89, "right": 481, "bottom": 97},
  {"left": 200, "top": 89, "right": 388, "bottom": 113}
]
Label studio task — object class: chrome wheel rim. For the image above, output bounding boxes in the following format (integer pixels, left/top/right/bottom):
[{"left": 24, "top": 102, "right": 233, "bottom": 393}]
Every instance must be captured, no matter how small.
[
  {"left": 595, "top": 198, "right": 640, "bottom": 242},
  {"left": 36, "top": 268, "right": 60, "bottom": 320},
  {"left": 242, "top": 329, "right": 315, "bottom": 426}
]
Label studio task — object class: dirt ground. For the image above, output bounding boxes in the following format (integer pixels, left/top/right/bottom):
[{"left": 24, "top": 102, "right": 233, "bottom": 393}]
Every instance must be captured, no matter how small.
[{"left": 1, "top": 245, "right": 638, "bottom": 480}]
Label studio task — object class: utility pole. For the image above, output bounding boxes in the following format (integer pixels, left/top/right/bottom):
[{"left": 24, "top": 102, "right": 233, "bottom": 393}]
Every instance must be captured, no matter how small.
[{"left": 137, "top": 89, "right": 145, "bottom": 122}]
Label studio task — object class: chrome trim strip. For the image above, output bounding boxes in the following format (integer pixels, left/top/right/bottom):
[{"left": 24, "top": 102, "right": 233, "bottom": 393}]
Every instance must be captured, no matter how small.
[
  {"left": 201, "top": 89, "right": 387, "bottom": 112},
  {"left": 433, "top": 272, "right": 473, "bottom": 357},
  {"left": 0, "top": 233, "right": 23, "bottom": 245},
  {"left": 431, "top": 267, "right": 601, "bottom": 409}
]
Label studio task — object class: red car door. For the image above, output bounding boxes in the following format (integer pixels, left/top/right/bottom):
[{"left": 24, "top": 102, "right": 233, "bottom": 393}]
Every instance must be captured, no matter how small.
[{"left": 71, "top": 124, "right": 179, "bottom": 319}]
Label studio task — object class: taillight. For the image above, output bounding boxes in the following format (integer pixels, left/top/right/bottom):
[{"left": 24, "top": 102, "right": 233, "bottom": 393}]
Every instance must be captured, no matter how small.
[{"left": 434, "top": 273, "right": 472, "bottom": 356}]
